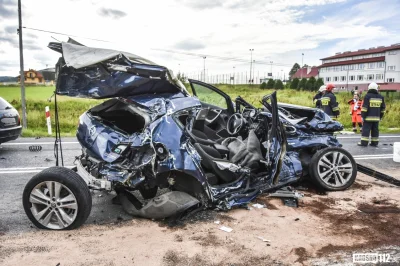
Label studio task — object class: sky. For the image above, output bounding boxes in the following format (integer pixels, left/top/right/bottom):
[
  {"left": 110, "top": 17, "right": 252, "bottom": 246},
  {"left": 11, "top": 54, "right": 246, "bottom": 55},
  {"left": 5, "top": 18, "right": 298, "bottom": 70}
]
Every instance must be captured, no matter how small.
[{"left": 0, "top": 0, "right": 399, "bottom": 79}]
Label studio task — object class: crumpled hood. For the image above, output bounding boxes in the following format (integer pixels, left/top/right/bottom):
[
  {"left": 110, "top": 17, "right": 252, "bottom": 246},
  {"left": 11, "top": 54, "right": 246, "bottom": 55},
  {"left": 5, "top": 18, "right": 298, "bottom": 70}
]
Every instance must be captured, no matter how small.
[{"left": 49, "top": 42, "right": 189, "bottom": 99}]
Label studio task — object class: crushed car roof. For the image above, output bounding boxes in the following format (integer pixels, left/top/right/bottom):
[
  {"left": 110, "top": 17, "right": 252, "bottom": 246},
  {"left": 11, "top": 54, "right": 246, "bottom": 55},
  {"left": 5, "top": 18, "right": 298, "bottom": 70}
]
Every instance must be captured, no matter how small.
[{"left": 49, "top": 42, "right": 189, "bottom": 99}]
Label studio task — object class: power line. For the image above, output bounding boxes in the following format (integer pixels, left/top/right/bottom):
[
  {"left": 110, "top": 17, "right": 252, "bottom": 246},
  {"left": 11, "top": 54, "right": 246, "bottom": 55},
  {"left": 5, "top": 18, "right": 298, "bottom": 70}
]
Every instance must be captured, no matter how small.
[
  {"left": 152, "top": 48, "right": 294, "bottom": 67},
  {"left": 23, "top": 27, "right": 111, "bottom": 43}
]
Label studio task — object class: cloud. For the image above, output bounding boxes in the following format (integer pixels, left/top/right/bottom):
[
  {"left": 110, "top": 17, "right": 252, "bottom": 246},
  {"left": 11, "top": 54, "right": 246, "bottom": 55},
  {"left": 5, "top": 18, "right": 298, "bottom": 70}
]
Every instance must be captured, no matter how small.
[
  {"left": 98, "top": 8, "right": 127, "bottom": 19},
  {"left": 0, "top": 35, "right": 18, "bottom": 46},
  {"left": 173, "top": 39, "right": 206, "bottom": 50},
  {"left": 5, "top": 25, "right": 16, "bottom": 34},
  {"left": 0, "top": 0, "right": 17, "bottom": 19},
  {"left": 177, "top": 0, "right": 224, "bottom": 10}
]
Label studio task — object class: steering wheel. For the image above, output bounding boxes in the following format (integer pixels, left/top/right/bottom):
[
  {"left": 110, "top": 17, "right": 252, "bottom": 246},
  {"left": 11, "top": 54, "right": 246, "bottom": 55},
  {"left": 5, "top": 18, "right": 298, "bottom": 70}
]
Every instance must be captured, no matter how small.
[{"left": 227, "top": 113, "right": 245, "bottom": 135}]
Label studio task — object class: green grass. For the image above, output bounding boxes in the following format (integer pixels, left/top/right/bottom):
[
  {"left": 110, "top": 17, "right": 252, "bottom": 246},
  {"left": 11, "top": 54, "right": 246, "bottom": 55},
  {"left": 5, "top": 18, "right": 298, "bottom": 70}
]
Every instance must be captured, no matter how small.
[{"left": 1, "top": 85, "right": 399, "bottom": 136}]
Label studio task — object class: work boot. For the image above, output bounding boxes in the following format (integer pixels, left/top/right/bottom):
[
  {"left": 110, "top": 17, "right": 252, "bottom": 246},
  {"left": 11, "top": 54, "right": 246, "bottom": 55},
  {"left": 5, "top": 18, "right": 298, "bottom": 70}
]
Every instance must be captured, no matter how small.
[
  {"left": 357, "top": 142, "right": 367, "bottom": 147},
  {"left": 369, "top": 143, "right": 378, "bottom": 147},
  {"left": 352, "top": 127, "right": 357, "bottom": 132}
]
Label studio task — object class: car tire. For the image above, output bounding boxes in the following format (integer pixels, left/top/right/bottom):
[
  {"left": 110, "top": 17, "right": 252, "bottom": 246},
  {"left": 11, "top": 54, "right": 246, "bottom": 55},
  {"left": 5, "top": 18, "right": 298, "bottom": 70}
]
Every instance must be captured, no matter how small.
[
  {"left": 22, "top": 167, "right": 92, "bottom": 230},
  {"left": 309, "top": 147, "right": 357, "bottom": 191}
]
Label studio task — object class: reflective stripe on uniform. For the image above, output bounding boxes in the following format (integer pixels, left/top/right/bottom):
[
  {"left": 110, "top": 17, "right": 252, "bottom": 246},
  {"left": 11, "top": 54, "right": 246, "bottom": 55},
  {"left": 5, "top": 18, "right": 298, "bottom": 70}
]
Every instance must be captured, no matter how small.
[
  {"left": 361, "top": 107, "right": 368, "bottom": 112},
  {"left": 332, "top": 107, "right": 339, "bottom": 111},
  {"left": 365, "top": 116, "right": 380, "bottom": 121},
  {"left": 371, "top": 138, "right": 379, "bottom": 141},
  {"left": 321, "top": 97, "right": 330, "bottom": 105},
  {"left": 370, "top": 98, "right": 382, "bottom": 107},
  {"left": 361, "top": 137, "right": 370, "bottom": 141}
]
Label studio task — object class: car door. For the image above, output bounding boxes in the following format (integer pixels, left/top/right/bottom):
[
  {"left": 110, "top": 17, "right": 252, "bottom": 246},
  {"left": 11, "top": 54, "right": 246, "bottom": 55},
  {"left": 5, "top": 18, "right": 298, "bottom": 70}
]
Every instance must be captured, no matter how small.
[{"left": 188, "top": 79, "right": 234, "bottom": 132}]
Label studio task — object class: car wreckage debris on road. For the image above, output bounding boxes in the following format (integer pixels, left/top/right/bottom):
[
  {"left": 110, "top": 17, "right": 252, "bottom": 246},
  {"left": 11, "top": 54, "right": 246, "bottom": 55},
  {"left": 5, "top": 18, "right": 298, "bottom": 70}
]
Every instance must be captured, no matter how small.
[{"left": 23, "top": 41, "right": 359, "bottom": 230}]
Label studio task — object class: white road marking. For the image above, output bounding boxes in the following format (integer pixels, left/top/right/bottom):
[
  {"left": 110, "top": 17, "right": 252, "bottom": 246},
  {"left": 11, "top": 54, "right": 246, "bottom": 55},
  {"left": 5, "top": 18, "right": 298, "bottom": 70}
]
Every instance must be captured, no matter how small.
[
  {"left": 352, "top": 154, "right": 392, "bottom": 158},
  {"left": 0, "top": 166, "right": 75, "bottom": 174},
  {"left": 337, "top": 136, "right": 400, "bottom": 139},
  {"left": 354, "top": 157, "right": 393, "bottom": 160},
  {"left": 1, "top": 141, "right": 79, "bottom": 146}
]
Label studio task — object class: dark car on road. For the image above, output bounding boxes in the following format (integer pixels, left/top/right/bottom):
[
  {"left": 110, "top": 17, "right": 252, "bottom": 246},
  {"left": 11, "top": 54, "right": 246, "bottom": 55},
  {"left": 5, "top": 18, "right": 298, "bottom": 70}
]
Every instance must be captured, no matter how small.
[{"left": 0, "top": 97, "right": 21, "bottom": 144}]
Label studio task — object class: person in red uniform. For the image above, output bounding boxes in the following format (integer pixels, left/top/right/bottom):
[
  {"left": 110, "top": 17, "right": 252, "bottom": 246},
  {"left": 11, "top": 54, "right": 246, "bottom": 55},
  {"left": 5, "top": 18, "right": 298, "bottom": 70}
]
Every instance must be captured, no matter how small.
[{"left": 348, "top": 92, "right": 363, "bottom": 133}]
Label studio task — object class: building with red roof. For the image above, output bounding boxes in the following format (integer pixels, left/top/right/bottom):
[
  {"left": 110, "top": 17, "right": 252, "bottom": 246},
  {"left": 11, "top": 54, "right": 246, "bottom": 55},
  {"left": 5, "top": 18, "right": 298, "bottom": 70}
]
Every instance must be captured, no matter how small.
[
  {"left": 292, "top": 66, "right": 319, "bottom": 80},
  {"left": 318, "top": 43, "right": 400, "bottom": 92},
  {"left": 17, "top": 69, "right": 45, "bottom": 84}
]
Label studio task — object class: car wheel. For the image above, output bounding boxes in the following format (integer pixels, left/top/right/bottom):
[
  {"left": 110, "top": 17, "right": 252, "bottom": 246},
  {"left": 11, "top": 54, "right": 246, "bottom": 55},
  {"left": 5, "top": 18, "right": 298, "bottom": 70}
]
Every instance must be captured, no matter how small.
[
  {"left": 22, "top": 167, "right": 92, "bottom": 230},
  {"left": 309, "top": 147, "right": 357, "bottom": 191}
]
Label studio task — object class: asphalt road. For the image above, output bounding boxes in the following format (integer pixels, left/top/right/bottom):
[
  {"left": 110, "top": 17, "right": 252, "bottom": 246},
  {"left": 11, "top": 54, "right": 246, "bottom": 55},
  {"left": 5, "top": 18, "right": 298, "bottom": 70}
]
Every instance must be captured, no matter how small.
[{"left": 0, "top": 134, "right": 399, "bottom": 234}]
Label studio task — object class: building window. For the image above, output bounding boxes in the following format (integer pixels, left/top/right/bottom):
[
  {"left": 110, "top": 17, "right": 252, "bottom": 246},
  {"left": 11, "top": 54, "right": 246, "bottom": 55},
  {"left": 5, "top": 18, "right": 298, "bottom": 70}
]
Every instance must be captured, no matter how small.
[
  {"left": 368, "top": 63, "right": 375, "bottom": 69},
  {"left": 334, "top": 66, "right": 340, "bottom": 71},
  {"left": 377, "top": 62, "right": 384, "bottom": 68},
  {"left": 367, "top": 74, "right": 374, "bottom": 80},
  {"left": 358, "top": 64, "right": 365, "bottom": 70},
  {"left": 388, "top": 66, "right": 396, "bottom": 71},
  {"left": 326, "top": 77, "right": 331, "bottom": 82},
  {"left": 389, "top": 51, "right": 397, "bottom": 55},
  {"left": 29, "top": 73, "right": 33, "bottom": 78},
  {"left": 349, "top": 75, "right": 355, "bottom": 81},
  {"left": 348, "top": 65, "right": 354, "bottom": 70},
  {"left": 387, "top": 78, "right": 395, "bottom": 82},
  {"left": 357, "top": 75, "right": 363, "bottom": 81},
  {"left": 376, "top": 74, "right": 383, "bottom": 80},
  {"left": 341, "top": 76, "right": 346, "bottom": 81},
  {"left": 334, "top": 76, "right": 339, "bottom": 81},
  {"left": 342, "top": 65, "right": 348, "bottom": 71}
]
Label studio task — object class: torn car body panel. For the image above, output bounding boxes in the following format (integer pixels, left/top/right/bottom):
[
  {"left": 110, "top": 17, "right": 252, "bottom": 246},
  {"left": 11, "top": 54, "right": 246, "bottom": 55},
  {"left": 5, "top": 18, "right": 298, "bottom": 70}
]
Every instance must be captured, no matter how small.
[{"left": 49, "top": 42, "right": 189, "bottom": 99}]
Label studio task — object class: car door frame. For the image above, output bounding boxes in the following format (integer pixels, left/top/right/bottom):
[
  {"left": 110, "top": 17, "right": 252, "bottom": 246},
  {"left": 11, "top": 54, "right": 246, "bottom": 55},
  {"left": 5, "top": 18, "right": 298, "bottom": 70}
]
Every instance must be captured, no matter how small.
[{"left": 188, "top": 79, "right": 235, "bottom": 115}]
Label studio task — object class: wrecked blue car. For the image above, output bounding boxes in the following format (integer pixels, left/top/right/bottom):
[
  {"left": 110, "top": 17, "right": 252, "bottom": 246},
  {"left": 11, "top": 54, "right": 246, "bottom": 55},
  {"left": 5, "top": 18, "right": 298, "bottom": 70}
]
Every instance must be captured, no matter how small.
[{"left": 22, "top": 42, "right": 357, "bottom": 230}]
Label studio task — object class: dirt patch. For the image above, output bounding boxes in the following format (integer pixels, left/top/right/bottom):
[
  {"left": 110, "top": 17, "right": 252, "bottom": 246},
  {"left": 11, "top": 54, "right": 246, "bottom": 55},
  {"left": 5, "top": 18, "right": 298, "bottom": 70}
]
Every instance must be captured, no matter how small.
[
  {"left": 314, "top": 200, "right": 400, "bottom": 257},
  {"left": 293, "top": 247, "right": 309, "bottom": 265},
  {"left": 190, "top": 232, "right": 222, "bottom": 247},
  {"left": 0, "top": 245, "right": 50, "bottom": 260},
  {"left": 162, "top": 250, "right": 284, "bottom": 266},
  {"left": 349, "top": 181, "right": 373, "bottom": 190}
]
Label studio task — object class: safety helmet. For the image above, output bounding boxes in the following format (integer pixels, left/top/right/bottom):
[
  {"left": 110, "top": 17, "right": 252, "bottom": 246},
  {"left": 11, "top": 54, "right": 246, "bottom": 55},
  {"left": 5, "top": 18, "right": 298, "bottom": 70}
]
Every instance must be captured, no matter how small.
[
  {"left": 368, "top": 82, "right": 379, "bottom": 91},
  {"left": 318, "top": 85, "right": 327, "bottom": 92},
  {"left": 326, "top": 83, "right": 335, "bottom": 92}
]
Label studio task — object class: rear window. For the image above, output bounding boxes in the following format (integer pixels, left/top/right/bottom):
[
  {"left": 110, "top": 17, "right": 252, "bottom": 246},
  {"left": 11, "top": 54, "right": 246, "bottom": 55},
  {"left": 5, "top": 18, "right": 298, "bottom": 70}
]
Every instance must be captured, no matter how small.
[{"left": 0, "top": 97, "right": 11, "bottom": 109}]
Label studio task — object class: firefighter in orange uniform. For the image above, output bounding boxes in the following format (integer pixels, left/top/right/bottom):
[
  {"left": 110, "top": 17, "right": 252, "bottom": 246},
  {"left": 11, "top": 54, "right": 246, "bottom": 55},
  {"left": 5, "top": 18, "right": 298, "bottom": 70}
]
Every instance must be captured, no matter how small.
[{"left": 348, "top": 92, "right": 363, "bottom": 133}]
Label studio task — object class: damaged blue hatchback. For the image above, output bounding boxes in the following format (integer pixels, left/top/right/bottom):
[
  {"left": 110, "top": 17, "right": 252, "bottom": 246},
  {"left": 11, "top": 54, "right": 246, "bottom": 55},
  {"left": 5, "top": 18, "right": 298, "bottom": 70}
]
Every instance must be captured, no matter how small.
[{"left": 22, "top": 42, "right": 357, "bottom": 230}]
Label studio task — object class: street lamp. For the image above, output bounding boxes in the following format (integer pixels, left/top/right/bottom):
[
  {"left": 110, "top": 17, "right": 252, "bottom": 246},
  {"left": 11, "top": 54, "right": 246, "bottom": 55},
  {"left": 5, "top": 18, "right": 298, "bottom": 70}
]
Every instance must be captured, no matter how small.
[
  {"left": 203, "top": 56, "right": 206, "bottom": 82},
  {"left": 249, "top": 49, "right": 254, "bottom": 84}
]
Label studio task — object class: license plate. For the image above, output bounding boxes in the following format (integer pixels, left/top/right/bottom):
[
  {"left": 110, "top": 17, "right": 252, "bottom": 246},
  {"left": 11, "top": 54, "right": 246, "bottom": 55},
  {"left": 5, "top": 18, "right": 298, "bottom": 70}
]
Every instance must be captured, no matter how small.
[{"left": 1, "top": 117, "right": 16, "bottom": 125}]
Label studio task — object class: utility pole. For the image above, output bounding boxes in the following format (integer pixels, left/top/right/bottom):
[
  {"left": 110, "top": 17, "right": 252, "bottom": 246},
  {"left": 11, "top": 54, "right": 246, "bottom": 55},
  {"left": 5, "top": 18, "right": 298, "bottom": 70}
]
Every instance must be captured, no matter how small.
[
  {"left": 270, "top": 61, "right": 273, "bottom": 79},
  {"left": 301, "top": 53, "right": 304, "bottom": 79},
  {"left": 233, "top": 66, "right": 235, "bottom": 86},
  {"left": 203, "top": 56, "right": 206, "bottom": 82},
  {"left": 252, "top": 60, "right": 255, "bottom": 84},
  {"left": 249, "top": 49, "right": 254, "bottom": 84},
  {"left": 18, "top": 0, "right": 27, "bottom": 129}
]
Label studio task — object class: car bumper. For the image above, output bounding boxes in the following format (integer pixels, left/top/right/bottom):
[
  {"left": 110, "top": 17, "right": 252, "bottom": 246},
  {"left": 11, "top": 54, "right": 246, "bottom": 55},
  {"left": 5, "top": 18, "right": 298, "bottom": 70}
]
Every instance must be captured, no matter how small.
[{"left": 0, "top": 125, "right": 22, "bottom": 143}]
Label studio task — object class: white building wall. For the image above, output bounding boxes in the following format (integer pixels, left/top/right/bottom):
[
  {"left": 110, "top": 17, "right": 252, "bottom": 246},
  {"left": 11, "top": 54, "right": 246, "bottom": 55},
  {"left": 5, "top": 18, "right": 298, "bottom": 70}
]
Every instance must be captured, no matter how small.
[
  {"left": 384, "top": 49, "right": 400, "bottom": 83},
  {"left": 318, "top": 49, "right": 400, "bottom": 90}
]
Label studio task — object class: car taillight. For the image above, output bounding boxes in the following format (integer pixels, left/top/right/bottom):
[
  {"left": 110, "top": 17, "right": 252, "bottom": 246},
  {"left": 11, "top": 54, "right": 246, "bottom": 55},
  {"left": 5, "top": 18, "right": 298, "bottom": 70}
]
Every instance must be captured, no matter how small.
[{"left": 18, "top": 115, "right": 21, "bottom": 125}]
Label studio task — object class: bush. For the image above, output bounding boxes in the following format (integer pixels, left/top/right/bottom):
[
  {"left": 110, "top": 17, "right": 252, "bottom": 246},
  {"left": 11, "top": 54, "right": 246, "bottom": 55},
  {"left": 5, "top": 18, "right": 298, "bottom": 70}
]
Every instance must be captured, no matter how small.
[
  {"left": 260, "top": 82, "right": 267, "bottom": 89},
  {"left": 290, "top": 78, "right": 299, "bottom": 89},
  {"left": 266, "top": 79, "right": 275, "bottom": 89},
  {"left": 305, "top": 77, "right": 316, "bottom": 91},
  {"left": 298, "top": 78, "right": 307, "bottom": 90},
  {"left": 315, "top": 78, "right": 324, "bottom": 92},
  {"left": 274, "top": 79, "right": 284, "bottom": 90}
]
